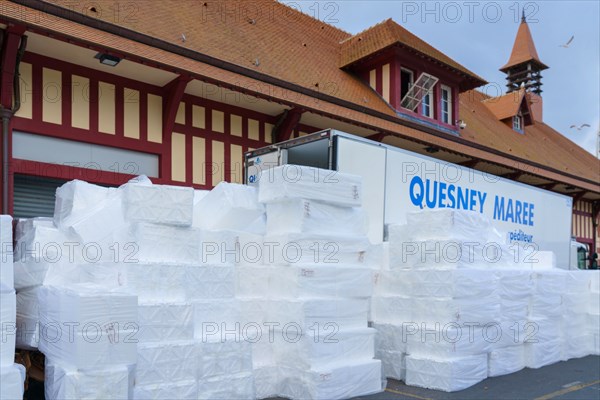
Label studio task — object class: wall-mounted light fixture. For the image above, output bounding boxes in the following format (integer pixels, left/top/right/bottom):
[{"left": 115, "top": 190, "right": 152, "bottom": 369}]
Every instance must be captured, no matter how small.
[{"left": 94, "top": 52, "right": 121, "bottom": 67}]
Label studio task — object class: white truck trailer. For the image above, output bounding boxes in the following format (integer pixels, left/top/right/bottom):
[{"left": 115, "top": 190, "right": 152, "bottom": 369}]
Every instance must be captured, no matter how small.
[{"left": 245, "top": 129, "right": 575, "bottom": 268}]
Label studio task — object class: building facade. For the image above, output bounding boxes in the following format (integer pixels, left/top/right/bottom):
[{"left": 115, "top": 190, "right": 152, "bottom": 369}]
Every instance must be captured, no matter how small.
[{"left": 1, "top": 1, "right": 598, "bottom": 263}]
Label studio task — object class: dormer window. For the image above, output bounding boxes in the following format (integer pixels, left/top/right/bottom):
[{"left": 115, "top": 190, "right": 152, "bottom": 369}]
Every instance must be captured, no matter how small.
[
  {"left": 441, "top": 85, "right": 452, "bottom": 124},
  {"left": 513, "top": 114, "right": 522, "bottom": 131},
  {"left": 421, "top": 90, "right": 433, "bottom": 118}
]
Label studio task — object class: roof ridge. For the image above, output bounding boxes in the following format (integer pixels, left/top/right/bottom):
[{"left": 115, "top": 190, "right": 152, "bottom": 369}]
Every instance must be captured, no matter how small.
[
  {"left": 273, "top": 0, "right": 351, "bottom": 37},
  {"left": 339, "top": 18, "right": 393, "bottom": 43}
]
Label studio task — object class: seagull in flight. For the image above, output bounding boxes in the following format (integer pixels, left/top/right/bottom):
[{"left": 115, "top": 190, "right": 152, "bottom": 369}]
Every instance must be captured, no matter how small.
[
  {"left": 559, "top": 35, "right": 574, "bottom": 48},
  {"left": 569, "top": 124, "right": 590, "bottom": 130}
]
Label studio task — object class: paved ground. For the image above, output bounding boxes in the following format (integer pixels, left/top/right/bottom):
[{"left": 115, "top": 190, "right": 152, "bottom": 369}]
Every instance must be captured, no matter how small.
[{"left": 357, "top": 356, "right": 600, "bottom": 400}]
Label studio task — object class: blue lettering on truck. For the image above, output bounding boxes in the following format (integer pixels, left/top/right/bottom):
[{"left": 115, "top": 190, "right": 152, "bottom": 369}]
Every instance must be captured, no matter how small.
[
  {"left": 408, "top": 176, "right": 535, "bottom": 226},
  {"left": 409, "top": 176, "right": 486, "bottom": 213}
]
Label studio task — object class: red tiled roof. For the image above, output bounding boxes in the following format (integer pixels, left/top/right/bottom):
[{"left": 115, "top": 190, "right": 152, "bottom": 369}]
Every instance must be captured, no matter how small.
[
  {"left": 501, "top": 19, "right": 548, "bottom": 71},
  {"left": 461, "top": 90, "right": 598, "bottom": 184},
  {"left": 1, "top": 0, "right": 597, "bottom": 191},
  {"left": 339, "top": 19, "right": 486, "bottom": 89},
  {"left": 482, "top": 89, "right": 526, "bottom": 120}
]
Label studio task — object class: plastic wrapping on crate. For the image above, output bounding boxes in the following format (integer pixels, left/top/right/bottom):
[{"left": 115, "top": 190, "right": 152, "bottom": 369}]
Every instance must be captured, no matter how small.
[
  {"left": 197, "top": 340, "right": 253, "bottom": 378},
  {"left": 405, "top": 209, "right": 497, "bottom": 242},
  {"left": 266, "top": 199, "right": 367, "bottom": 236},
  {"left": 280, "top": 359, "right": 383, "bottom": 400},
  {"left": 407, "top": 326, "right": 493, "bottom": 358},
  {"left": 133, "top": 380, "right": 197, "bottom": 400},
  {"left": 411, "top": 269, "right": 497, "bottom": 298},
  {"left": 0, "top": 363, "right": 25, "bottom": 400},
  {"left": 263, "top": 233, "right": 370, "bottom": 266},
  {"left": 193, "top": 300, "right": 241, "bottom": 340},
  {"left": 254, "top": 365, "right": 280, "bottom": 399},
  {"left": 234, "top": 231, "right": 265, "bottom": 266},
  {"left": 14, "top": 224, "right": 77, "bottom": 264},
  {"left": 136, "top": 341, "right": 197, "bottom": 386},
  {"left": 405, "top": 354, "right": 488, "bottom": 392},
  {"left": 0, "top": 291, "right": 16, "bottom": 367},
  {"left": 122, "top": 264, "right": 185, "bottom": 303},
  {"left": 53, "top": 180, "right": 111, "bottom": 229},
  {"left": 37, "top": 285, "right": 137, "bottom": 368},
  {"left": 45, "top": 361, "right": 133, "bottom": 400},
  {"left": 259, "top": 165, "right": 362, "bottom": 207},
  {"left": 269, "top": 265, "right": 373, "bottom": 299},
  {"left": 497, "top": 270, "right": 533, "bottom": 299},
  {"left": 269, "top": 298, "right": 369, "bottom": 331},
  {"left": 129, "top": 223, "right": 201, "bottom": 264},
  {"left": 562, "top": 334, "right": 593, "bottom": 360},
  {"left": 532, "top": 270, "right": 566, "bottom": 294},
  {"left": 388, "top": 224, "right": 413, "bottom": 270},
  {"left": 370, "top": 295, "right": 412, "bottom": 324},
  {"left": 525, "top": 339, "right": 562, "bottom": 369},
  {"left": 194, "top": 182, "right": 264, "bottom": 231},
  {"left": 0, "top": 215, "right": 13, "bottom": 289},
  {"left": 137, "top": 303, "right": 193, "bottom": 343},
  {"left": 412, "top": 295, "right": 501, "bottom": 325},
  {"left": 487, "top": 345, "right": 525, "bottom": 377},
  {"left": 183, "top": 265, "right": 235, "bottom": 300},
  {"left": 374, "top": 269, "right": 413, "bottom": 296},
  {"left": 376, "top": 349, "right": 406, "bottom": 381},
  {"left": 197, "top": 371, "right": 255, "bottom": 400},
  {"left": 529, "top": 294, "right": 563, "bottom": 318},
  {"left": 16, "top": 286, "right": 41, "bottom": 349},
  {"left": 373, "top": 323, "right": 409, "bottom": 353},
  {"left": 273, "top": 327, "right": 375, "bottom": 368},
  {"left": 68, "top": 193, "right": 125, "bottom": 244},
  {"left": 123, "top": 183, "right": 194, "bottom": 226},
  {"left": 235, "top": 266, "right": 271, "bottom": 298},
  {"left": 501, "top": 298, "right": 529, "bottom": 322},
  {"left": 404, "top": 240, "right": 493, "bottom": 269}
]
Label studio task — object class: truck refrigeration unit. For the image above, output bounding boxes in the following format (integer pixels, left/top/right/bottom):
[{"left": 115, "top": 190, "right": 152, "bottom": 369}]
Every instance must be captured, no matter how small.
[{"left": 245, "top": 129, "right": 575, "bottom": 268}]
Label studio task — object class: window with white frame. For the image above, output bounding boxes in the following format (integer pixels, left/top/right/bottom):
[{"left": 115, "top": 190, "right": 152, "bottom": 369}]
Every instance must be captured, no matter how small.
[
  {"left": 513, "top": 114, "right": 522, "bottom": 131},
  {"left": 441, "top": 85, "right": 452, "bottom": 124},
  {"left": 421, "top": 90, "right": 433, "bottom": 118}
]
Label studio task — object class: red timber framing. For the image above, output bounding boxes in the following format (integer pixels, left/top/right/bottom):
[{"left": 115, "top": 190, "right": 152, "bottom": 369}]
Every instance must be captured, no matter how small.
[
  {"left": 573, "top": 200, "right": 598, "bottom": 253},
  {"left": 6, "top": 50, "right": 320, "bottom": 214}
]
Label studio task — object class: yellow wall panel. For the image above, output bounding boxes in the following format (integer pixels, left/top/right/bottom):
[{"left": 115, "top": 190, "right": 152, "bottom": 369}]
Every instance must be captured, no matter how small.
[
  {"left": 212, "top": 141, "right": 224, "bottom": 186},
  {"left": 98, "top": 81, "right": 115, "bottom": 134},
  {"left": 230, "top": 144, "right": 243, "bottom": 183},
  {"left": 71, "top": 75, "right": 90, "bottom": 130},
  {"left": 231, "top": 114, "right": 242, "bottom": 137},
  {"left": 382, "top": 63, "right": 390, "bottom": 102},
  {"left": 15, "top": 62, "right": 32, "bottom": 119},
  {"left": 171, "top": 132, "right": 186, "bottom": 182},
  {"left": 147, "top": 94, "right": 163, "bottom": 143},
  {"left": 192, "top": 105, "right": 205, "bottom": 129},
  {"left": 248, "top": 119, "right": 259, "bottom": 141},
  {"left": 212, "top": 110, "right": 224, "bottom": 133},
  {"left": 369, "top": 69, "right": 376, "bottom": 90},
  {"left": 175, "top": 102, "right": 185, "bottom": 124},
  {"left": 193, "top": 137, "right": 206, "bottom": 185},
  {"left": 265, "top": 123, "right": 274, "bottom": 143},
  {"left": 123, "top": 88, "right": 140, "bottom": 139},
  {"left": 42, "top": 67, "right": 62, "bottom": 124}
]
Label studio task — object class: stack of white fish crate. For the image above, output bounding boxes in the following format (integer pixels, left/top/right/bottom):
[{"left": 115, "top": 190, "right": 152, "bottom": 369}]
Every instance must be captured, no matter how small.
[
  {"left": 0, "top": 215, "right": 26, "bottom": 400},
  {"left": 257, "top": 165, "right": 383, "bottom": 399}
]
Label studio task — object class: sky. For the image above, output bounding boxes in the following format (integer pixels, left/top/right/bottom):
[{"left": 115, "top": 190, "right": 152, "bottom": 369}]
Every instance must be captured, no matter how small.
[{"left": 287, "top": 0, "right": 600, "bottom": 158}]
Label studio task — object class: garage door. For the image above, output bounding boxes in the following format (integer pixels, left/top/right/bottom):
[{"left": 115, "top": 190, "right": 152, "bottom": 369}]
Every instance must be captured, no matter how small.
[{"left": 13, "top": 175, "right": 66, "bottom": 218}]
